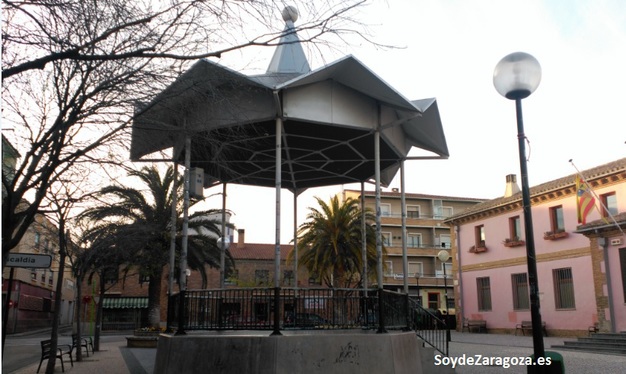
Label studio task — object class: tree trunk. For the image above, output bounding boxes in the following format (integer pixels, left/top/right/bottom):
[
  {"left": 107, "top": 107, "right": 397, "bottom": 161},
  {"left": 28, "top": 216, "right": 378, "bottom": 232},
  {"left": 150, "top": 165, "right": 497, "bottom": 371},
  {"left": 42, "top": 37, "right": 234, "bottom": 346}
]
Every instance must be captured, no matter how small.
[
  {"left": 94, "top": 273, "right": 105, "bottom": 351},
  {"left": 75, "top": 277, "right": 84, "bottom": 361},
  {"left": 147, "top": 268, "right": 163, "bottom": 328},
  {"left": 45, "top": 227, "right": 67, "bottom": 374}
]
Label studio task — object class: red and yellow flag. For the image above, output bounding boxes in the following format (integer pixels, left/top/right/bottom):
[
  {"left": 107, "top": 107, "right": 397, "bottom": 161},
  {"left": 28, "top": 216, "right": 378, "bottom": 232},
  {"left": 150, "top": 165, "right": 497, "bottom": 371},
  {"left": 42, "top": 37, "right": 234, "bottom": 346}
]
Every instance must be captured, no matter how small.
[{"left": 576, "top": 175, "right": 595, "bottom": 224}]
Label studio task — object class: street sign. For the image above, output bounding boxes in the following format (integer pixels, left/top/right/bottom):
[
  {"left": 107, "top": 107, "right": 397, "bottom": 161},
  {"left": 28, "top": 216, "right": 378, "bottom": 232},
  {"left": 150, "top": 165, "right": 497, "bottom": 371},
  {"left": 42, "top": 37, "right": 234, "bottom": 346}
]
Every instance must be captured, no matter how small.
[{"left": 6, "top": 253, "right": 52, "bottom": 268}]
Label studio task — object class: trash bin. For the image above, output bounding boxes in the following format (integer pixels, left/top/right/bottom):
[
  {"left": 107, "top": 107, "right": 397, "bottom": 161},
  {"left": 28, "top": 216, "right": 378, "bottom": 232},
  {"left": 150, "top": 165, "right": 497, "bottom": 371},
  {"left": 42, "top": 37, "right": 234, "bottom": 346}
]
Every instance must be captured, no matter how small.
[{"left": 528, "top": 351, "right": 564, "bottom": 374}]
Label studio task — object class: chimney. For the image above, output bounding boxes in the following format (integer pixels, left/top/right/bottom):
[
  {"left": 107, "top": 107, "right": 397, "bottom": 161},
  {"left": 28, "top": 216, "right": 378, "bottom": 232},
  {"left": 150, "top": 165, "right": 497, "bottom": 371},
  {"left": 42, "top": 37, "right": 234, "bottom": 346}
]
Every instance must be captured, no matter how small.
[
  {"left": 237, "top": 229, "right": 245, "bottom": 248},
  {"left": 504, "top": 174, "right": 521, "bottom": 197}
]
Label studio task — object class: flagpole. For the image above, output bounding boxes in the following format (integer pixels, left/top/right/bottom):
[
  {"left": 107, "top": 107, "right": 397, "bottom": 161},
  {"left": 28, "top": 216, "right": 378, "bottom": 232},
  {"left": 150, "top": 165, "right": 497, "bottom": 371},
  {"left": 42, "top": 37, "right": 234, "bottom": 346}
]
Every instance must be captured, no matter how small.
[{"left": 569, "top": 159, "right": 625, "bottom": 236}]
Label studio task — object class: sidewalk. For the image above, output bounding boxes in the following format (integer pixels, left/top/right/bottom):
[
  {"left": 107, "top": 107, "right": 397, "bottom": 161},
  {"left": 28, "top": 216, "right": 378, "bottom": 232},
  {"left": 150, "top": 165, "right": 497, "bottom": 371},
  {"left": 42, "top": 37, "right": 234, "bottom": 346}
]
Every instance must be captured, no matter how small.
[
  {"left": 11, "top": 331, "right": 626, "bottom": 373},
  {"left": 9, "top": 337, "right": 154, "bottom": 374}
]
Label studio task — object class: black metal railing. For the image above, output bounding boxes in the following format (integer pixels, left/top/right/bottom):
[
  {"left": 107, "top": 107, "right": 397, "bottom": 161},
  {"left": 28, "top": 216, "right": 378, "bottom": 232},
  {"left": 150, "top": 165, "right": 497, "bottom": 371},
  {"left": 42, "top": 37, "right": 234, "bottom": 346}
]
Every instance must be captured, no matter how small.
[
  {"left": 167, "top": 287, "right": 449, "bottom": 356},
  {"left": 408, "top": 297, "right": 449, "bottom": 356}
]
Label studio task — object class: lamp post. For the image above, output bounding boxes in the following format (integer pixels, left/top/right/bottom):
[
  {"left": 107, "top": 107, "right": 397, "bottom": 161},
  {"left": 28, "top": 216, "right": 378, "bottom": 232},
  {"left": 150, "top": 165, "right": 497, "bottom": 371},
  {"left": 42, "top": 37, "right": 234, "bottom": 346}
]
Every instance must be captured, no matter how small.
[
  {"left": 493, "top": 52, "right": 545, "bottom": 363},
  {"left": 437, "top": 250, "right": 450, "bottom": 317},
  {"left": 414, "top": 272, "right": 421, "bottom": 306},
  {"left": 217, "top": 236, "right": 230, "bottom": 288},
  {"left": 437, "top": 249, "right": 450, "bottom": 342}
]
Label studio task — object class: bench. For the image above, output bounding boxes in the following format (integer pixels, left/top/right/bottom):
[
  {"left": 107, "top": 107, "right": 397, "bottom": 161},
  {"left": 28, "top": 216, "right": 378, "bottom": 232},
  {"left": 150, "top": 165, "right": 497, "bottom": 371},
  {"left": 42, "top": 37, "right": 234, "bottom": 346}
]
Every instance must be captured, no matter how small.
[
  {"left": 515, "top": 320, "right": 547, "bottom": 336},
  {"left": 462, "top": 318, "right": 487, "bottom": 333},
  {"left": 72, "top": 334, "right": 94, "bottom": 357},
  {"left": 37, "top": 339, "right": 73, "bottom": 373}
]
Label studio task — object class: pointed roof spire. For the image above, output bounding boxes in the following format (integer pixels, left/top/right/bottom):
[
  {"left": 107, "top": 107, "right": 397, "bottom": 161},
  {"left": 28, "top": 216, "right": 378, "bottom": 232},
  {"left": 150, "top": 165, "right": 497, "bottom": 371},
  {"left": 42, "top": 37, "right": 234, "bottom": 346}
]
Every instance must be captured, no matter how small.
[{"left": 266, "top": 6, "right": 311, "bottom": 75}]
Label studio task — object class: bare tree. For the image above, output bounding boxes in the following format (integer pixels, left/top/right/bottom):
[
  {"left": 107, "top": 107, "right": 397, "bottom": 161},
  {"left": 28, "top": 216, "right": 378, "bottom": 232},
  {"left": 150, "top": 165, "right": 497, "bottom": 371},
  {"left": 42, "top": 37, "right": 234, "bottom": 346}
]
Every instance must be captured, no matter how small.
[{"left": 2, "top": 0, "right": 375, "bottom": 268}]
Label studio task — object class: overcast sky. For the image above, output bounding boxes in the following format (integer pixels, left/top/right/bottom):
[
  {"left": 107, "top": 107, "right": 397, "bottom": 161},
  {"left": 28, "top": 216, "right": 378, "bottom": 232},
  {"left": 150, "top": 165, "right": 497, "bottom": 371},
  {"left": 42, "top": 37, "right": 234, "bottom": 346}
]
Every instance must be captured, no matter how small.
[{"left": 204, "top": 0, "right": 626, "bottom": 244}]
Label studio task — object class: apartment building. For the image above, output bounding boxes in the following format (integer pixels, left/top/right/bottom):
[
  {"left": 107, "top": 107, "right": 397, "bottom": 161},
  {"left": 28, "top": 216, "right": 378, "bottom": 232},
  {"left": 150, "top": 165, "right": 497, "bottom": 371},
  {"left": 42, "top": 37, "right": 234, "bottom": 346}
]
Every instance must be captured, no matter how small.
[
  {"left": 3, "top": 135, "right": 77, "bottom": 333},
  {"left": 445, "top": 158, "right": 626, "bottom": 336},
  {"left": 2, "top": 213, "right": 77, "bottom": 333},
  {"left": 342, "top": 189, "right": 485, "bottom": 315}
]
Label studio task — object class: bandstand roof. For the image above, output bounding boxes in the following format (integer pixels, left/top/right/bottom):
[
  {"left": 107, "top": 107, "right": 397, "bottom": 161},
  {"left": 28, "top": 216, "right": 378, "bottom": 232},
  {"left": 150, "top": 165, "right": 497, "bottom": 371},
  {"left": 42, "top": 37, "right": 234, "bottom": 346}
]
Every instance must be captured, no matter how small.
[{"left": 130, "top": 10, "right": 448, "bottom": 192}]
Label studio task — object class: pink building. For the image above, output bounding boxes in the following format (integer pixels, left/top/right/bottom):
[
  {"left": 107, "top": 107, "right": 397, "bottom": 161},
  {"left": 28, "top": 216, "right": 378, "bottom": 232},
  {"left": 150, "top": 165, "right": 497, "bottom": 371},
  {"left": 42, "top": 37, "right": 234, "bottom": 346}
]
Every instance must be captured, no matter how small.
[{"left": 446, "top": 158, "right": 626, "bottom": 336}]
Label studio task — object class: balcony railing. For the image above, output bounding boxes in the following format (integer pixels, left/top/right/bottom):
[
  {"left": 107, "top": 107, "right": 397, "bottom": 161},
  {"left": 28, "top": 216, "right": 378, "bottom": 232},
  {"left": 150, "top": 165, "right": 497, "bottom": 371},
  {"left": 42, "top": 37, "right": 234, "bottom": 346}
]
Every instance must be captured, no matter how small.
[{"left": 167, "top": 287, "right": 449, "bottom": 356}]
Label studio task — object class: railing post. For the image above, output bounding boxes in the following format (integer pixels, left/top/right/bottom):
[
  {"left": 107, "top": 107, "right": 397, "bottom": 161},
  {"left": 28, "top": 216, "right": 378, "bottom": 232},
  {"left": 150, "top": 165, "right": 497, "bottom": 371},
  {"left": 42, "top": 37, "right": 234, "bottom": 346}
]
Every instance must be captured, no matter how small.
[
  {"left": 271, "top": 287, "right": 282, "bottom": 336},
  {"left": 166, "top": 294, "right": 173, "bottom": 332},
  {"left": 404, "top": 293, "right": 411, "bottom": 331},
  {"left": 176, "top": 289, "right": 186, "bottom": 335},
  {"left": 377, "top": 288, "right": 386, "bottom": 333}
]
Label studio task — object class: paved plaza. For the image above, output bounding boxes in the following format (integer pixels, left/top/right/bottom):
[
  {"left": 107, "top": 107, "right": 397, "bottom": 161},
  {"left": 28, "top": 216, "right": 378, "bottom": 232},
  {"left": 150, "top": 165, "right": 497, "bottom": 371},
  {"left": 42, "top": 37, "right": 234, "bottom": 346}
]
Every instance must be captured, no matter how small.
[{"left": 7, "top": 330, "right": 626, "bottom": 373}]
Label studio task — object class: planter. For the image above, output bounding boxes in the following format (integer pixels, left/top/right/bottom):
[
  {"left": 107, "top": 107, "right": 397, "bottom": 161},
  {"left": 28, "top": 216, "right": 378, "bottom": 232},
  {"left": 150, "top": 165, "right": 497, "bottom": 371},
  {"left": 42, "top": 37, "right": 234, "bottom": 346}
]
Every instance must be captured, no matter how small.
[
  {"left": 543, "top": 231, "right": 568, "bottom": 241},
  {"left": 133, "top": 331, "right": 162, "bottom": 337},
  {"left": 127, "top": 329, "right": 163, "bottom": 348},
  {"left": 469, "top": 245, "right": 488, "bottom": 253},
  {"left": 503, "top": 239, "right": 525, "bottom": 248},
  {"left": 126, "top": 336, "right": 159, "bottom": 348}
]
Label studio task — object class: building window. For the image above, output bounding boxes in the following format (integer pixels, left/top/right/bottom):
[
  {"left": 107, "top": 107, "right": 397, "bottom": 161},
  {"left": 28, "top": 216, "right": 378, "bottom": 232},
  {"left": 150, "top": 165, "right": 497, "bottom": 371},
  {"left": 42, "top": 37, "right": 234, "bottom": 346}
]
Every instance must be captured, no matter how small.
[
  {"left": 474, "top": 225, "right": 486, "bottom": 247},
  {"left": 255, "top": 269, "right": 269, "bottom": 285},
  {"left": 439, "top": 234, "right": 451, "bottom": 249},
  {"left": 44, "top": 239, "right": 50, "bottom": 252},
  {"left": 553, "top": 268, "right": 575, "bottom": 309},
  {"left": 509, "top": 216, "right": 522, "bottom": 240},
  {"left": 225, "top": 269, "right": 239, "bottom": 285},
  {"left": 380, "top": 204, "right": 391, "bottom": 217},
  {"left": 34, "top": 232, "right": 41, "bottom": 248},
  {"left": 549, "top": 206, "right": 565, "bottom": 232},
  {"left": 139, "top": 274, "right": 150, "bottom": 284},
  {"left": 31, "top": 270, "right": 37, "bottom": 280},
  {"left": 407, "top": 234, "right": 421, "bottom": 248},
  {"left": 384, "top": 260, "right": 393, "bottom": 276},
  {"left": 408, "top": 262, "right": 423, "bottom": 277},
  {"left": 283, "top": 270, "right": 294, "bottom": 286},
  {"left": 440, "top": 206, "right": 453, "bottom": 218},
  {"left": 104, "top": 267, "right": 119, "bottom": 284},
  {"left": 511, "top": 273, "right": 529, "bottom": 310},
  {"left": 382, "top": 232, "right": 392, "bottom": 246},
  {"left": 427, "top": 292, "right": 440, "bottom": 310},
  {"left": 477, "top": 277, "right": 492, "bottom": 311},
  {"left": 407, "top": 205, "right": 420, "bottom": 219},
  {"left": 600, "top": 192, "right": 617, "bottom": 218}
]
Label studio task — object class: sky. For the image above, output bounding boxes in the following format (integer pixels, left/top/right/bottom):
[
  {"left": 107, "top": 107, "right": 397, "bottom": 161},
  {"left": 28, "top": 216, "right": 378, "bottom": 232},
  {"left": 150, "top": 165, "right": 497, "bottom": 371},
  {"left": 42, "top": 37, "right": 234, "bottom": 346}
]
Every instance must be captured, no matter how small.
[{"left": 201, "top": 0, "right": 626, "bottom": 245}]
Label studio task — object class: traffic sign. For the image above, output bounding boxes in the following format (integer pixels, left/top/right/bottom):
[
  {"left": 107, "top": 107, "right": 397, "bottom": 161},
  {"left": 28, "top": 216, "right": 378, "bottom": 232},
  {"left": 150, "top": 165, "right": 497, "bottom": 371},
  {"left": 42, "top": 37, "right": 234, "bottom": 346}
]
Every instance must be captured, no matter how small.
[{"left": 6, "top": 253, "right": 52, "bottom": 268}]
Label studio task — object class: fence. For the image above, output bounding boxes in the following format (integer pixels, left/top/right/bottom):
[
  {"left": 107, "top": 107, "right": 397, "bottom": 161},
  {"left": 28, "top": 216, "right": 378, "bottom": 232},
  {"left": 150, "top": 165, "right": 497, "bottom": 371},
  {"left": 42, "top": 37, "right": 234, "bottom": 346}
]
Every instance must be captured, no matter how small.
[{"left": 168, "top": 287, "right": 448, "bottom": 355}]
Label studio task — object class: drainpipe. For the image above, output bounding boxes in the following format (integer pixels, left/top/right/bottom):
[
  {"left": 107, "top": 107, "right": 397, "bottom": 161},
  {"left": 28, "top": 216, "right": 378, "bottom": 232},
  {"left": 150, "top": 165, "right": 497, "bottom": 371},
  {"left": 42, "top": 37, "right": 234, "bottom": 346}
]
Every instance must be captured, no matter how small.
[{"left": 455, "top": 224, "right": 465, "bottom": 330}]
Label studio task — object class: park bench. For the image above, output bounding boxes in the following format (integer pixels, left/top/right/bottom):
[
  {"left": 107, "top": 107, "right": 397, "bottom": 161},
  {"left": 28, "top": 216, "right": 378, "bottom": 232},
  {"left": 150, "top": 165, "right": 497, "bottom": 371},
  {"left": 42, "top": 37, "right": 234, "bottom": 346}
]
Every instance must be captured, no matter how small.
[
  {"left": 72, "top": 334, "right": 94, "bottom": 357},
  {"left": 462, "top": 318, "right": 487, "bottom": 333},
  {"left": 515, "top": 320, "right": 547, "bottom": 336},
  {"left": 37, "top": 339, "right": 73, "bottom": 373}
]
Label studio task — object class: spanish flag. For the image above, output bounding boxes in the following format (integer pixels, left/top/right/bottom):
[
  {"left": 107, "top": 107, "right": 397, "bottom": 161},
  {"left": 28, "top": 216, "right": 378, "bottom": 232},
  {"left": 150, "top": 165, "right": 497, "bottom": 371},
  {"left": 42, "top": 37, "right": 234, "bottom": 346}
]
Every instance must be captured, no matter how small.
[{"left": 576, "top": 175, "right": 595, "bottom": 224}]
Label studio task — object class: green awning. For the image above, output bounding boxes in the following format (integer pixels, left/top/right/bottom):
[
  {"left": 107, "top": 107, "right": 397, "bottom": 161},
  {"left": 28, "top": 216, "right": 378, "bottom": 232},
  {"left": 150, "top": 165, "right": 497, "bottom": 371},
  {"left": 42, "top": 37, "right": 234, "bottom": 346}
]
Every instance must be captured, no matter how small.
[{"left": 102, "top": 297, "right": 148, "bottom": 309}]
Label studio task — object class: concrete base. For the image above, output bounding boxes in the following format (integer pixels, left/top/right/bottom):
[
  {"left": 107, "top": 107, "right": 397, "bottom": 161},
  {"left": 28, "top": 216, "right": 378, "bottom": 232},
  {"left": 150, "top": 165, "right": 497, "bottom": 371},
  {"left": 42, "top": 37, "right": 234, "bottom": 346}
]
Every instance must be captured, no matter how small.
[{"left": 154, "top": 331, "right": 426, "bottom": 374}]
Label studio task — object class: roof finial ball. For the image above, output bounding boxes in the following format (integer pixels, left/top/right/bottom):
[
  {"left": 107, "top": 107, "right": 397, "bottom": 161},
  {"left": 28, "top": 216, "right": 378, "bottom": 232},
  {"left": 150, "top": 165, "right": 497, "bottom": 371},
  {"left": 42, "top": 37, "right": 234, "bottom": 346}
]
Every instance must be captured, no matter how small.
[{"left": 282, "top": 6, "right": 299, "bottom": 23}]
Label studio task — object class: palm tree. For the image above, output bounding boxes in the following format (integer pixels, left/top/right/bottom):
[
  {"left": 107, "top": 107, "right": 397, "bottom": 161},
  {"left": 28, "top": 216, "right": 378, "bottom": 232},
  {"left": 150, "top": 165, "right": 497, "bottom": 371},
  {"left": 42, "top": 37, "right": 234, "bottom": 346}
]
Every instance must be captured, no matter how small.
[
  {"left": 291, "top": 195, "right": 382, "bottom": 289},
  {"left": 79, "top": 165, "right": 232, "bottom": 327}
]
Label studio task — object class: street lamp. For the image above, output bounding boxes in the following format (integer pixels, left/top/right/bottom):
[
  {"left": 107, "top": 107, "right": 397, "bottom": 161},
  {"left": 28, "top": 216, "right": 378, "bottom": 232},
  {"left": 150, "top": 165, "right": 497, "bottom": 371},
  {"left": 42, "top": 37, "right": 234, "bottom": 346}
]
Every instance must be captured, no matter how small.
[
  {"left": 493, "top": 52, "right": 545, "bottom": 363},
  {"left": 437, "top": 250, "right": 450, "bottom": 316}
]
